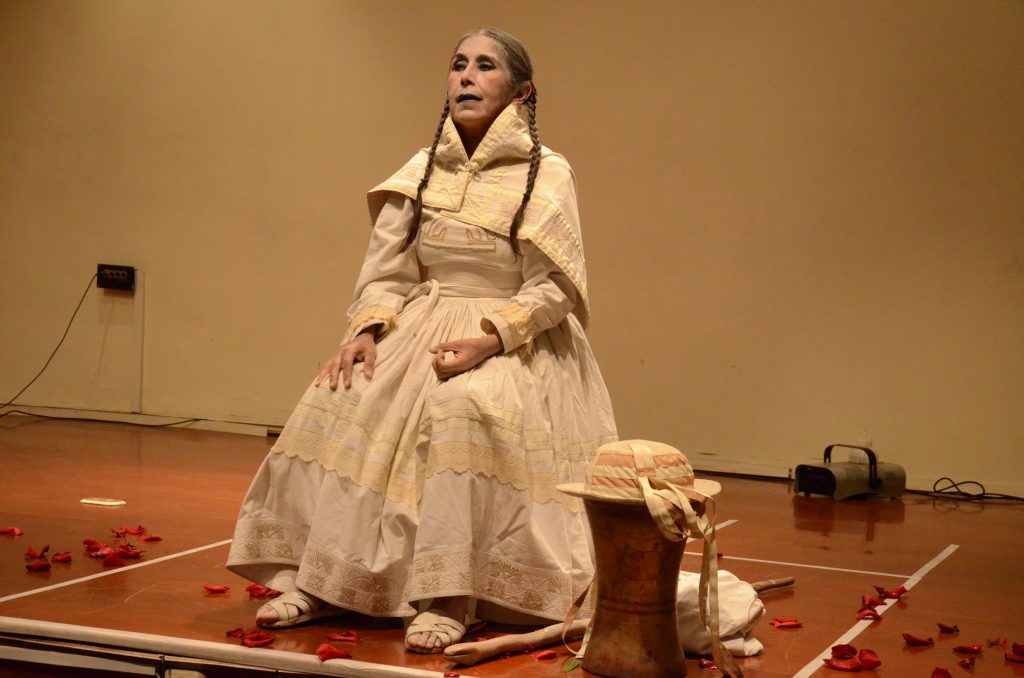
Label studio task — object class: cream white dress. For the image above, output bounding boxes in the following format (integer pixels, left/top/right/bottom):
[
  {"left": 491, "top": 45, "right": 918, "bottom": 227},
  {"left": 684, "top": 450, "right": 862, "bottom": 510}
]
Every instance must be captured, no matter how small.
[{"left": 227, "top": 104, "right": 617, "bottom": 622}]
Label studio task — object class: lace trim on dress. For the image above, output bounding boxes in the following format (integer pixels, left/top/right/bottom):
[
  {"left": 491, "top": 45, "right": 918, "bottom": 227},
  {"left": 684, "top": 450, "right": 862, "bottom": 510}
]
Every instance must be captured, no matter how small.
[
  {"left": 294, "top": 542, "right": 583, "bottom": 620},
  {"left": 342, "top": 305, "right": 398, "bottom": 344},
  {"left": 485, "top": 302, "right": 535, "bottom": 354},
  {"left": 230, "top": 519, "right": 308, "bottom": 566}
]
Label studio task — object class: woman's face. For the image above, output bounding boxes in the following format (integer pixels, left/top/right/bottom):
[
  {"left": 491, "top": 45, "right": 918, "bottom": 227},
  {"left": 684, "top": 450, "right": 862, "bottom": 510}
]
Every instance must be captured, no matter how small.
[{"left": 447, "top": 35, "right": 519, "bottom": 146}]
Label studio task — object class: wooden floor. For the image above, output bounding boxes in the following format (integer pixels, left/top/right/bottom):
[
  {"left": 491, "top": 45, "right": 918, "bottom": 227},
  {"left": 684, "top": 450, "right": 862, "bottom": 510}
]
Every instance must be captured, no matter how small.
[{"left": 1, "top": 417, "right": 1022, "bottom": 677}]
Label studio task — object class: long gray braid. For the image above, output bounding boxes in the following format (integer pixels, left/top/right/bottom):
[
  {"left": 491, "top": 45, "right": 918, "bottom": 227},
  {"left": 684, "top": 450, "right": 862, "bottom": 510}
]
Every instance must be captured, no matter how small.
[{"left": 401, "top": 101, "right": 449, "bottom": 252}]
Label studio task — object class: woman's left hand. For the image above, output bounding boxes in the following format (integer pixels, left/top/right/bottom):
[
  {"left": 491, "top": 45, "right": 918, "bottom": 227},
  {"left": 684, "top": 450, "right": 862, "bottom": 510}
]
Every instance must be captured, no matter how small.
[{"left": 429, "top": 335, "right": 503, "bottom": 380}]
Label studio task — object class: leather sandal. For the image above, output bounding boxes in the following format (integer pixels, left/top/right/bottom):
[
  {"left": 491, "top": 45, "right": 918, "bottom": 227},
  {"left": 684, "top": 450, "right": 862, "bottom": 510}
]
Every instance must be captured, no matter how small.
[
  {"left": 256, "top": 590, "right": 339, "bottom": 628},
  {"left": 404, "top": 609, "right": 467, "bottom": 654}
]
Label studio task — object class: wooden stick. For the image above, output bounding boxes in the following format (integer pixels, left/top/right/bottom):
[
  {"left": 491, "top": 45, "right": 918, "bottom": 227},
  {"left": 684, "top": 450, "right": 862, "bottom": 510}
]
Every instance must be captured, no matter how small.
[{"left": 443, "top": 619, "right": 588, "bottom": 666}]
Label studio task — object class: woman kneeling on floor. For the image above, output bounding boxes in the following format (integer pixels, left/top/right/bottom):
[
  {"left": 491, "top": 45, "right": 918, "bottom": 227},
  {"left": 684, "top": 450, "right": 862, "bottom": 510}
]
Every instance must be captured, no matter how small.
[{"left": 226, "top": 27, "right": 617, "bottom": 654}]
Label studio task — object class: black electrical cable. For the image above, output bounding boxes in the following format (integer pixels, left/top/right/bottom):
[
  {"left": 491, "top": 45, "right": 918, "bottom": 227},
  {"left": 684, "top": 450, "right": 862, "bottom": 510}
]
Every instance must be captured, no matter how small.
[
  {"left": 907, "top": 476, "right": 1024, "bottom": 503},
  {"left": 0, "top": 273, "right": 97, "bottom": 413},
  {"left": 0, "top": 273, "right": 201, "bottom": 429}
]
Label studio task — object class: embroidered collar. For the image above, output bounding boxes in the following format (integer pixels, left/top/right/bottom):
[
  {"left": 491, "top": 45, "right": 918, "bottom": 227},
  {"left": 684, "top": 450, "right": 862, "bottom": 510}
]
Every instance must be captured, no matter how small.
[{"left": 434, "top": 103, "right": 533, "bottom": 170}]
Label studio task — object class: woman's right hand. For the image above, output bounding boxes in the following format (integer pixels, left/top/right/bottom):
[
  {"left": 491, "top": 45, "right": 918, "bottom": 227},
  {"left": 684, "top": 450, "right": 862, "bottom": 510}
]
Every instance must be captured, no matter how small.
[{"left": 314, "top": 328, "right": 377, "bottom": 390}]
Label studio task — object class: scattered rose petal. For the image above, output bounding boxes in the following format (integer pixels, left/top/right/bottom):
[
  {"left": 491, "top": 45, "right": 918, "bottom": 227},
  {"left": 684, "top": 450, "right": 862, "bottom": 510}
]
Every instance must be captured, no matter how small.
[
  {"left": 242, "top": 631, "right": 274, "bottom": 648},
  {"left": 51, "top": 552, "right": 71, "bottom": 563},
  {"left": 1013, "top": 642, "right": 1024, "bottom": 656},
  {"left": 858, "top": 649, "right": 881, "bottom": 670},
  {"left": 466, "top": 620, "right": 487, "bottom": 635},
  {"left": 141, "top": 535, "right": 163, "bottom": 542},
  {"left": 958, "top": 656, "right": 975, "bottom": 668},
  {"left": 936, "top": 623, "right": 958, "bottom": 634},
  {"left": 903, "top": 633, "right": 935, "bottom": 647},
  {"left": 126, "top": 525, "right": 147, "bottom": 535},
  {"left": 698, "top": 658, "right": 718, "bottom": 670},
  {"left": 102, "top": 553, "right": 125, "bottom": 567},
  {"left": 326, "top": 631, "right": 359, "bottom": 643},
  {"left": 25, "top": 545, "right": 49, "bottom": 559},
  {"left": 203, "top": 584, "right": 230, "bottom": 594},
  {"left": 861, "top": 595, "right": 885, "bottom": 608},
  {"left": 987, "top": 637, "right": 1007, "bottom": 647},
  {"left": 931, "top": 669, "right": 952, "bottom": 678},
  {"left": 953, "top": 645, "right": 982, "bottom": 654},
  {"left": 856, "top": 608, "right": 881, "bottom": 621},
  {"left": 832, "top": 644, "right": 858, "bottom": 659},
  {"left": 770, "top": 617, "right": 803, "bottom": 628},
  {"left": 874, "top": 585, "right": 907, "bottom": 600},
  {"left": 85, "top": 542, "right": 106, "bottom": 553},
  {"left": 0, "top": 527, "right": 25, "bottom": 536},
  {"left": 83, "top": 538, "right": 100, "bottom": 547},
  {"left": 315, "top": 643, "right": 351, "bottom": 660},
  {"left": 823, "top": 657, "right": 861, "bottom": 671},
  {"left": 110, "top": 527, "right": 128, "bottom": 539},
  {"left": 25, "top": 559, "right": 51, "bottom": 572},
  {"left": 532, "top": 649, "right": 558, "bottom": 660},
  {"left": 1006, "top": 652, "right": 1024, "bottom": 664},
  {"left": 117, "top": 544, "right": 143, "bottom": 559},
  {"left": 88, "top": 546, "right": 113, "bottom": 558},
  {"left": 226, "top": 627, "right": 245, "bottom": 637},
  {"left": 244, "top": 583, "right": 280, "bottom": 598}
]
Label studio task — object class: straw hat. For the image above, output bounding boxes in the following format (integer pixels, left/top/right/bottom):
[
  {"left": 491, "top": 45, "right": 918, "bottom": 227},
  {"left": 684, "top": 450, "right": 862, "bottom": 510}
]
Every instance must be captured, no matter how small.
[{"left": 557, "top": 439, "right": 721, "bottom": 505}]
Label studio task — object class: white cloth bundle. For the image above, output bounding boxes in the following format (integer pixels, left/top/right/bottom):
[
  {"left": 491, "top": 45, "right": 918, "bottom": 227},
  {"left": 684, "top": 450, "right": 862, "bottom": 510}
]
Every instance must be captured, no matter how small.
[{"left": 677, "top": 570, "right": 765, "bottom": 657}]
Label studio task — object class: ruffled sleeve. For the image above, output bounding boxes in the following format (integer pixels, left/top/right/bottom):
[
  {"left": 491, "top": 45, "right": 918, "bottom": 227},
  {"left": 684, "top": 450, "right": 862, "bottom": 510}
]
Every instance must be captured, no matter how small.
[
  {"left": 480, "top": 241, "right": 577, "bottom": 354},
  {"left": 341, "top": 194, "right": 421, "bottom": 344}
]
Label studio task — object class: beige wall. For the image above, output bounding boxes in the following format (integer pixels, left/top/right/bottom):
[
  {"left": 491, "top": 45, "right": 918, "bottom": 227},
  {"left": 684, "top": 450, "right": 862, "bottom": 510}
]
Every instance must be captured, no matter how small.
[{"left": 2, "top": 1, "right": 1022, "bottom": 494}]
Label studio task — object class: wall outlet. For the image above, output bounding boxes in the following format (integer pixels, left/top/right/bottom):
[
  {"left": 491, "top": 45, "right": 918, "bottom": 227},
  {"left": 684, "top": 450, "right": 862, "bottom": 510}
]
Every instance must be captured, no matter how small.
[{"left": 97, "top": 263, "right": 136, "bottom": 292}]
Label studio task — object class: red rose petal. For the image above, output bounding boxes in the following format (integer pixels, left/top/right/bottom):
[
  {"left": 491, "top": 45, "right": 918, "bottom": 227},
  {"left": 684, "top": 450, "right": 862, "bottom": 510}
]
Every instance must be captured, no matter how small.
[
  {"left": 203, "top": 584, "right": 230, "bottom": 594},
  {"left": 126, "top": 525, "right": 147, "bottom": 535},
  {"left": 88, "top": 546, "right": 113, "bottom": 558},
  {"left": 315, "top": 643, "right": 351, "bottom": 661},
  {"left": 242, "top": 631, "right": 274, "bottom": 648},
  {"left": 902, "top": 633, "right": 935, "bottom": 647},
  {"left": 823, "top": 657, "right": 862, "bottom": 671},
  {"left": 1, "top": 527, "right": 25, "bottom": 536},
  {"left": 1013, "top": 642, "right": 1024, "bottom": 655},
  {"left": 698, "top": 658, "right": 718, "bottom": 670},
  {"left": 532, "top": 650, "right": 558, "bottom": 660},
  {"left": 861, "top": 595, "right": 885, "bottom": 608},
  {"left": 887, "top": 586, "right": 908, "bottom": 599},
  {"left": 226, "top": 627, "right": 245, "bottom": 637},
  {"left": 102, "top": 553, "right": 125, "bottom": 567},
  {"left": 770, "top": 617, "right": 803, "bottom": 628},
  {"left": 953, "top": 645, "right": 981, "bottom": 654},
  {"left": 858, "top": 648, "right": 881, "bottom": 670},
  {"left": 244, "top": 583, "right": 280, "bottom": 598},
  {"left": 85, "top": 542, "right": 105, "bottom": 552},
  {"left": 25, "top": 545, "right": 49, "bottom": 559},
  {"left": 831, "top": 644, "right": 858, "bottom": 659},
  {"left": 326, "top": 631, "right": 359, "bottom": 643},
  {"left": 141, "top": 535, "right": 162, "bottom": 542},
  {"left": 855, "top": 608, "right": 881, "bottom": 621},
  {"left": 936, "top": 623, "right": 958, "bottom": 634},
  {"left": 987, "top": 637, "right": 1007, "bottom": 647},
  {"left": 958, "top": 656, "right": 975, "bottom": 668},
  {"left": 117, "top": 544, "right": 143, "bottom": 559},
  {"left": 51, "top": 552, "right": 72, "bottom": 563},
  {"left": 25, "top": 559, "right": 51, "bottom": 572},
  {"left": 931, "top": 669, "right": 952, "bottom": 678},
  {"left": 111, "top": 527, "right": 128, "bottom": 539},
  {"left": 1006, "top": 652, "right": 1024, "bottom": 664},
  {"left": 83, "top": 538, "right": 100, "bottom": 547}
]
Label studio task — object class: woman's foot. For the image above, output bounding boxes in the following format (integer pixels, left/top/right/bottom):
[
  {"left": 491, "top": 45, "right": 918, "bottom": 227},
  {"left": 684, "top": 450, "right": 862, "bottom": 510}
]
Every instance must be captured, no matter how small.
[
  {"left": 256, "top": 590, "right": 340, "bottom": 628},
  {"left": 405, "top": 596, "right": 470, "bottom": 653}
]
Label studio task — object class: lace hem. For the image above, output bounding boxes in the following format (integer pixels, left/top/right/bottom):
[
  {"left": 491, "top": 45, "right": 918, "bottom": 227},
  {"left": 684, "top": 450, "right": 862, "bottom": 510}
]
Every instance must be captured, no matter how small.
[
  {"left": 296, "top": 542, "right": 584, "bottom": 620},
  {"left": 228, "top": 518, "right": 309, "bottom": 566}
]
